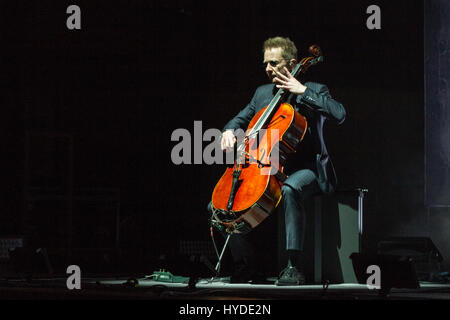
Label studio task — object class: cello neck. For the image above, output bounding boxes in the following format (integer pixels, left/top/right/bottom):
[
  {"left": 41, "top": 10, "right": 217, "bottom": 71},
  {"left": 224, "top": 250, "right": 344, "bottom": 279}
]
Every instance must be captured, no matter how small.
[
  {"left": 247, "top": 49, "right": 323, "bottom": 137},
  {"left": 250, "top": 62, "right": 303, "bottom": 134}
]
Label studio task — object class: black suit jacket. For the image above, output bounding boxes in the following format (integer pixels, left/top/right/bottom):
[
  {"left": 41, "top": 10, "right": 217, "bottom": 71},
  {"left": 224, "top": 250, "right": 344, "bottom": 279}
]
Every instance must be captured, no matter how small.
[{"left": 223, "top": 82, "right": 346, "bottom": 194}]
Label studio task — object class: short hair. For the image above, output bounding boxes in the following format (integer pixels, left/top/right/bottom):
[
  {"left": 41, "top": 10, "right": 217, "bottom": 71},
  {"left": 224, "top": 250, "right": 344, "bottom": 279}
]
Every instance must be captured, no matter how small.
[{"left": 263, "top": 37, "right": 298, "bottom": 60}]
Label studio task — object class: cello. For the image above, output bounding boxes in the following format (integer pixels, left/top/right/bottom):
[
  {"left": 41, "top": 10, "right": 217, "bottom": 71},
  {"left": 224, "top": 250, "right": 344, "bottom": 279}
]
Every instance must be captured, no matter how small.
[{"left": 210, "top": 45, "right": 324, "bottom": 234}]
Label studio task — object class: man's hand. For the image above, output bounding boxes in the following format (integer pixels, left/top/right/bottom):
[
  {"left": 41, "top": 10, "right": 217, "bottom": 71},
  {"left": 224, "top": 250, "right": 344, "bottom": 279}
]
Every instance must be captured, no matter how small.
[
  {"left": 221, "top": 130, "right": 236, "bottom": 152},
  {"left": 273, "top": 67, "right": 307, "bottom": 95}
]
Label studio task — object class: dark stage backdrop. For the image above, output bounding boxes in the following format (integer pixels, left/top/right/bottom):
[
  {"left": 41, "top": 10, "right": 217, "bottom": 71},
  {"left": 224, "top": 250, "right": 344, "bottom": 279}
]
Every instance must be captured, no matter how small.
[
  {"left": 2, "top": 0, "right": 446, "bottom": 274},
  {"left": 424, "top": 0, "right": 450, "bottom": 270},
  {"left": 425, "top": 1, "right": 450, "bottom": 207}
]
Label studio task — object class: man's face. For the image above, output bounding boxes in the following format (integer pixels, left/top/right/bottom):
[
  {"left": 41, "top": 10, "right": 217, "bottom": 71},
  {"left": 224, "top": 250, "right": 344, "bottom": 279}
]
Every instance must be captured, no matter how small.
[{"left": 263, "top": 47, "right": 293, "bottom": 83}]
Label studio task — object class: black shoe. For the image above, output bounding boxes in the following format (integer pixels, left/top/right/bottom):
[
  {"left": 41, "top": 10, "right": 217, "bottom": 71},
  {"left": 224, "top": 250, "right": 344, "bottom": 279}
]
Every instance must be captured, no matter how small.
[
  {"left": 249, "top": 273, "right": 273, "bottom": 285},
  {"left": 275, "top": 266, "right": 305, "bottom": 286},
  {"left": 230, "top": 274, "right": 252, "bottom": 284},
  {"left": 231, "top": 273, "right": 272, "bottom": 284},
  {"left": 230, "top": 267, "right": 255, "bottom": 284},
  {"left": 230, "top": 259, "right": 256, "bottom": 284}
]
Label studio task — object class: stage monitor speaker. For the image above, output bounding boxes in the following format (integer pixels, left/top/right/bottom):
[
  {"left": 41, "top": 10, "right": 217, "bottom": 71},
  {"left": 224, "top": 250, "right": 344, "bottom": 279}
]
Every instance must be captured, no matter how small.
[
  {"left": 8, "top": 247, "right": 53, "bottom": 276},
  {"left": 350, "top": 252, "right": 419, "bottom": 294},
  {"left": 377, "top": 237, "right": 443, "bottom": 281}
]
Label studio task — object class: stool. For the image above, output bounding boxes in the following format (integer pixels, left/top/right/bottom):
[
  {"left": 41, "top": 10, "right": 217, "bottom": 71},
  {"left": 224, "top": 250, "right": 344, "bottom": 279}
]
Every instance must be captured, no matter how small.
[{"left": 277, "top": 187, "right": 368, "bottom": 284}]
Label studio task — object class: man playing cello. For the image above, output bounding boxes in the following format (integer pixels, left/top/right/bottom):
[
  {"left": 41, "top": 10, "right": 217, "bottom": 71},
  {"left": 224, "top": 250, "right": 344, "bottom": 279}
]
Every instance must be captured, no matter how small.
[{"left": 218, "top": 37, "right": 346, "bottom": 285}]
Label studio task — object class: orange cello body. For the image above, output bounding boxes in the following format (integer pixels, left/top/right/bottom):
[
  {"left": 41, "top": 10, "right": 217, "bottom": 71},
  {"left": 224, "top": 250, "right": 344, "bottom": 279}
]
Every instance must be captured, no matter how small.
[{"left": 211, "top": 102, "right": 307, "bottom": 234}]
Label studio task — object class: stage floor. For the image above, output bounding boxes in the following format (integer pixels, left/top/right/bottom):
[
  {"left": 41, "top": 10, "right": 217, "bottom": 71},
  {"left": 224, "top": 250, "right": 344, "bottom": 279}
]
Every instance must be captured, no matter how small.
[{"left": 1, "top": 275, "right": 450, "bottom": 300}]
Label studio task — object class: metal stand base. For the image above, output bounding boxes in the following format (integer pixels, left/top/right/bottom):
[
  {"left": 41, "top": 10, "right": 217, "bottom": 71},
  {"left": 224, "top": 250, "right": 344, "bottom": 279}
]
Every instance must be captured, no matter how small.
[
  {"left": 214, "top": 234, "right": 231, "bottom": 276},
  {"left": 357, "top": 188, "right": 368, "bottom": 252}
]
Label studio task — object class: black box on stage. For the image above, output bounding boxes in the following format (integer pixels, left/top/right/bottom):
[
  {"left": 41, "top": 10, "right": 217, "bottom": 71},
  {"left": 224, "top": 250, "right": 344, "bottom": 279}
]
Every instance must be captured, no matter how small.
[
  {"left": 377, "top": 237, "right": 443, "bottom": 281},
  {"left": 350, "top": 252, "right": 420, "bottom": 291}
]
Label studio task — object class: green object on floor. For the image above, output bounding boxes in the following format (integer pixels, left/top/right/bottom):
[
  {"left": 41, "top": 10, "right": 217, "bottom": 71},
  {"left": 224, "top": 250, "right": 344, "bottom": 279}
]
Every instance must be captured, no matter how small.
[{"left": 147, "top": 270, "right": 190, "bottom": 283}]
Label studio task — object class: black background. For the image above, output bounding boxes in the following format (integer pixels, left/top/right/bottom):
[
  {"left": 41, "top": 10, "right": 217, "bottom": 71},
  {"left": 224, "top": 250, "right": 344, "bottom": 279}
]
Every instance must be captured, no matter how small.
[{"left": 2, "top": 0, "right": 447, "bottom": 276}]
